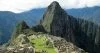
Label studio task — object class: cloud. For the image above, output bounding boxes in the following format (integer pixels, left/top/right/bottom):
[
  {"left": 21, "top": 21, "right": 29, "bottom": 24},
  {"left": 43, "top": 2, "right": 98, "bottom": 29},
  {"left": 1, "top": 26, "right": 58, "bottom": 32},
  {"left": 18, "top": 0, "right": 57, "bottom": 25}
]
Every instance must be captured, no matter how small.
[{"left": 0, "top": 0, "right": 100, "bottom": 13}]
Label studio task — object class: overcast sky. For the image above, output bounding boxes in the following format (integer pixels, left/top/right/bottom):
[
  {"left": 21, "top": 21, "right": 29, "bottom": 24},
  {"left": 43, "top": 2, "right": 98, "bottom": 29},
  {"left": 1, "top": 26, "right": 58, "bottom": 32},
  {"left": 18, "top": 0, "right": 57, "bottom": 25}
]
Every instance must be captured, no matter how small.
[{"left": 0, "top": 0, "right": 100, "bottom": 13}]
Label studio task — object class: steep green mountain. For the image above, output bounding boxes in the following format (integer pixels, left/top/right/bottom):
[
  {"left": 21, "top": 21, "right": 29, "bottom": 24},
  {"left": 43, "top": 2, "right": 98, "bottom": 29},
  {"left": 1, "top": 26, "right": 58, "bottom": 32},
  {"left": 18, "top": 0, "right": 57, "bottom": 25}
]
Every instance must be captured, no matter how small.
[
  {"left": 0, "top": 5, "right": 100, "bottom": 44},
  {"left": 1, "top": 1, "right": 100, "bottom": 53},
  {"left": 0, "top": 1, "right": 100, "bottom": 53},
  {"left": 34, "top": 1, "right": 100, "bottom": 53}
]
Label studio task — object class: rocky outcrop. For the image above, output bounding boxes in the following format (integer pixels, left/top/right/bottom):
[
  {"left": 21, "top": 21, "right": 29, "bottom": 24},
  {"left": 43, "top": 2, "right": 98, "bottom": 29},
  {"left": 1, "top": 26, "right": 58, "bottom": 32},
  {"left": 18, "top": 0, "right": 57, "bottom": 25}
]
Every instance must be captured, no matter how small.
[{"left": 38, "top": 1, "right": 100, "bottom": 53}]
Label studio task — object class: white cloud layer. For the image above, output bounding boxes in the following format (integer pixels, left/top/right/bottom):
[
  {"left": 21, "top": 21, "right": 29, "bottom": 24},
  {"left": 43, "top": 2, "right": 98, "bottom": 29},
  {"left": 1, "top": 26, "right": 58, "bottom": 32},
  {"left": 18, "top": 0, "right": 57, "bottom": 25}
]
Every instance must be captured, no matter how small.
[{"left": 0, "top": 0, "right": 100, "bottom": 13}]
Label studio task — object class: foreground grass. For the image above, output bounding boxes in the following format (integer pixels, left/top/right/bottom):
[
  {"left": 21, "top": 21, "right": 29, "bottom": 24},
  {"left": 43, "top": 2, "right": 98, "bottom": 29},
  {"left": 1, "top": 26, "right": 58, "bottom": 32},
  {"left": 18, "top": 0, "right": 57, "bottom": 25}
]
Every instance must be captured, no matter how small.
[{"left": 29, "top": 35, "right": 56, "bottom": 53}]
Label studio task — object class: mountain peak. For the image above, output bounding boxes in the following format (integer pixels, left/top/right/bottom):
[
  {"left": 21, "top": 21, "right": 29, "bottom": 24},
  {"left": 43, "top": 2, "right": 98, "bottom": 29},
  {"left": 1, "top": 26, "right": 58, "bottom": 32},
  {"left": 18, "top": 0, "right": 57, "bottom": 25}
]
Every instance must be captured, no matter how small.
[
  {"left": 48, "top": 1, "right": 61, "bottom": 10},
  {"left": 41, "top": 1, "right": 69, "bottom": 33},
  {"left": 11, "top": 21, "right": 29, "bottom": 38},
  {"left": 20, "top": 20, "right": 29, "bottom": 29},
  {"left": 50, "top": 1, "right": 59, "bottom": 6}
]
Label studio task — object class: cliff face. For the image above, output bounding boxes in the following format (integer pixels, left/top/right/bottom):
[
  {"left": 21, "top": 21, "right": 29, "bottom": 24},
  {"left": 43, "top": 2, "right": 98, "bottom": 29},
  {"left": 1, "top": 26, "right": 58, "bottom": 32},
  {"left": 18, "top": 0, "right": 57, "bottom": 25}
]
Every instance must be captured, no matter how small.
[{"left": 39, "top": 1, "right": 100, "bottom": 53}]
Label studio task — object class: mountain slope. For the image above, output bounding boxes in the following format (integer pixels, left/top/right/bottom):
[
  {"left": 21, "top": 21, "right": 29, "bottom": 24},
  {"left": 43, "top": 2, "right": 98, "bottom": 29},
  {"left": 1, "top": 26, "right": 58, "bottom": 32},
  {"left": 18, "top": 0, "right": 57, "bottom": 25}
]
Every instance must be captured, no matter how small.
[
  {"left": 0, "top": 9, "right": 44, "bottom": 44},
  {"left": 2, "top": 20, "right": 86, "bottom": 53},
  {"left": 1, "top": 33, "right": 87, "bottom": 53},
  {"left": 0, "top": 11, "right": 18, "bottom": 44},
  {"left": 9, "top": 21, "right": 30, "bottom": 46},
  {"left": 0, "top": 6, "right": 100, "bottom": 44},
  {"left": 34, "top": 1, "right": 100, "bottom": 53},
  {"left": 1, "top": 1, "right": 100, "bottom": 53},
  {"left": 67, "top": 6, "right": 100, "bottom": 24}
]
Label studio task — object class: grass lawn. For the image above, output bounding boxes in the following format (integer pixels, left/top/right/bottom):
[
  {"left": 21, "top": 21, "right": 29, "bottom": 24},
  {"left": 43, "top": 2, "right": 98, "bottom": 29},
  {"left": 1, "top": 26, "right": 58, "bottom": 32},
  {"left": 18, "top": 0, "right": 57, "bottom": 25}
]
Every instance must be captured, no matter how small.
[{"left": 29, "top": 35, "right": 56, "bottom": 53}]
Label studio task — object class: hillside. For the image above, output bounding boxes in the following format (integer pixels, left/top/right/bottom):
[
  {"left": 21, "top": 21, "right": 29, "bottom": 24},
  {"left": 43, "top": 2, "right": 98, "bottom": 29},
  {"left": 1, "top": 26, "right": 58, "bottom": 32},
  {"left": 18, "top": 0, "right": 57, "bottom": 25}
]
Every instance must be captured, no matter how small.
[
  {"left": 0, "top": 4, "right": 100, "bottom": 44},
  {"left": 33, "top": 1, "right": 100, "bottom": 53},
  {"left": 0, "top": 32, "right": 86, "bottom": 53},
  {"left": 67, "top": 6, "right": 100, "bottom": 24},
  {"left": 0, "top": 1, "right": 100, "bottom": 53},
  {"left": 0, "top": 21, "right": 86, "bottom": 53},
  {"left": 0, "top": 9, "right": 44, "bottom": 44}
]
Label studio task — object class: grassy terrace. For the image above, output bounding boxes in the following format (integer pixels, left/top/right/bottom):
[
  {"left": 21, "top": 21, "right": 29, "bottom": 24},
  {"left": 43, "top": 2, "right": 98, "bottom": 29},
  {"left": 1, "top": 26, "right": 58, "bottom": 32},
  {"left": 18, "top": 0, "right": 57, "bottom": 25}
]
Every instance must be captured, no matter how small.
[{"left": 28, "top": 35, "right": 56, "bottom": 53}]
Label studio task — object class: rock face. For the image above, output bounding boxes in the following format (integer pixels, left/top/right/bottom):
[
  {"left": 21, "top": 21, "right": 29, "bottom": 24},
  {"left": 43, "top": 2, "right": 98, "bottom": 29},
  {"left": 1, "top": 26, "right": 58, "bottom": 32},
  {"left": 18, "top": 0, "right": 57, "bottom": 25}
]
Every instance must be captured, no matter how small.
[{"left": 39, "top": 1, "right": 100, "bottom": 53}]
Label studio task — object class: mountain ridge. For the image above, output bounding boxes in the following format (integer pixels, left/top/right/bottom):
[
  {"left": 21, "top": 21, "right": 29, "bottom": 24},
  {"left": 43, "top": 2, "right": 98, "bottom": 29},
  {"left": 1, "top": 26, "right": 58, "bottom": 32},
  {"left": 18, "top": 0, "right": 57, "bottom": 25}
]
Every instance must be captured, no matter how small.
[
  {"left": 0, "top": 3, "right": 100, "bottom": 45},
  {"left": 0, "top": 1, "right": 100, "bottom": 53},
  {"left": 33, "top": 1, "right": 100, "bottom": 53}
]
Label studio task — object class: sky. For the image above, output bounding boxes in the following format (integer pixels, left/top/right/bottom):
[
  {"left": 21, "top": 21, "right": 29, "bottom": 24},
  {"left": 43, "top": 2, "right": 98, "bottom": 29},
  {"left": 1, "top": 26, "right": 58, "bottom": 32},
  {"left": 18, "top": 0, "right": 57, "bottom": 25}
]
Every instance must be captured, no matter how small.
[{"left": 0, "top": 0, "right": 100, "bottom": 13}]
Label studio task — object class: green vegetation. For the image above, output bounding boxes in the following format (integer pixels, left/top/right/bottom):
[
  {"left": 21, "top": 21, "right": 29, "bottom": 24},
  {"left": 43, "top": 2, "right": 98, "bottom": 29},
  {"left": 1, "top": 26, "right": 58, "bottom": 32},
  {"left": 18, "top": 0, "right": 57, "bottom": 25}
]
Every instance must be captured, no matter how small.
[{"left": 29, "top": 35, "right": 56, "bottom": 53}]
